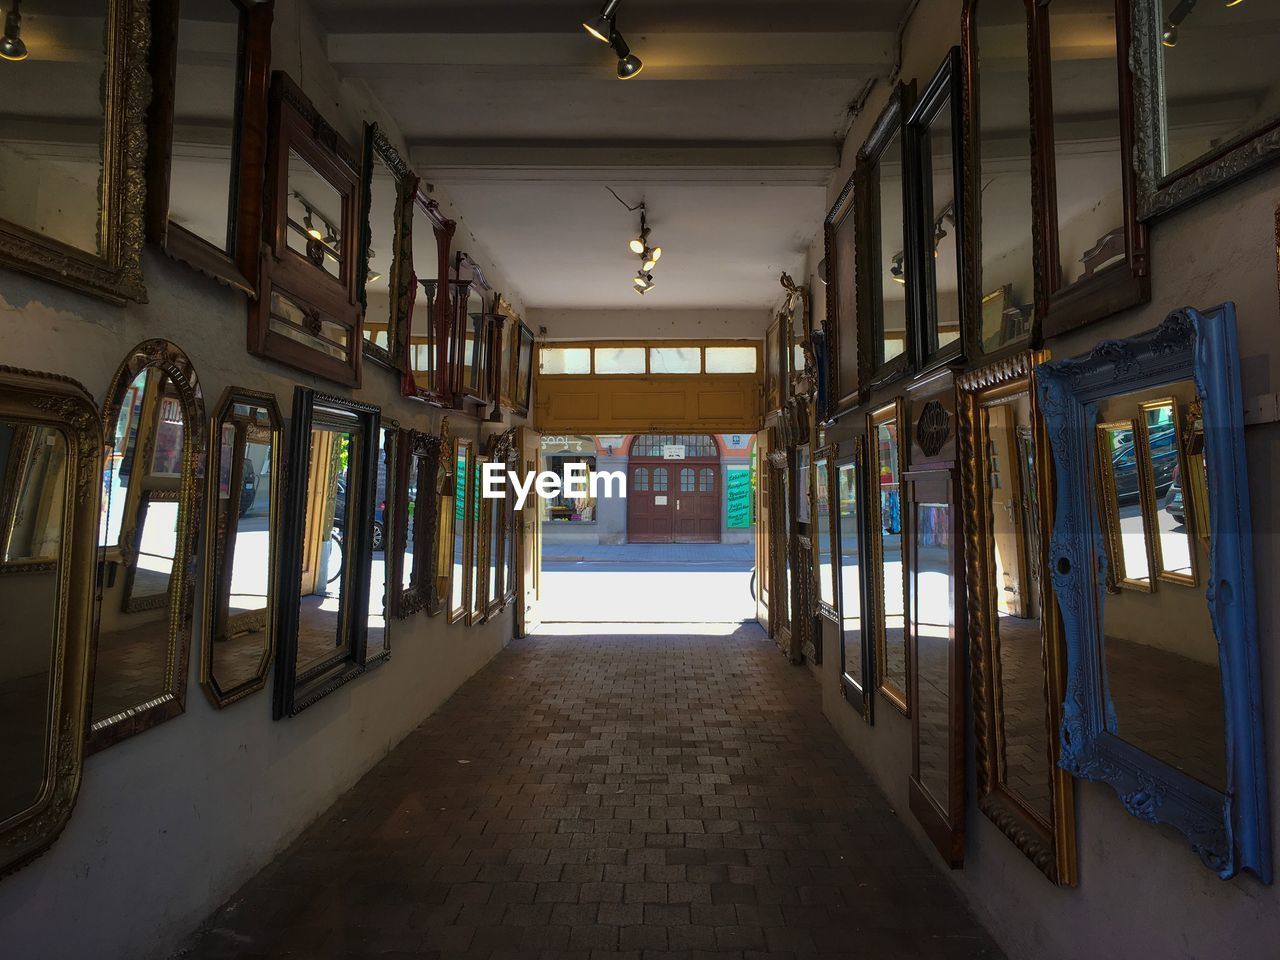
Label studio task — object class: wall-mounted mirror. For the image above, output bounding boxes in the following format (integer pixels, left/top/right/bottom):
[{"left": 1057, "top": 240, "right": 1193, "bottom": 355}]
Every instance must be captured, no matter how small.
[
  {"left": 426, "top": 418, "right": 453, "bottom": 617},
  {"left": 869, "top": 400, "right": 908, "bottom": 714},
  {"left": 93, "top": 341, "right": 205, "bottom": 750},
  {"left": 813, "top": 446, "right": 837, "bottom": 617},
  {"left": 857, "top": 84, "right": 914, "bottom": 390},
  {"left": 366, "top": 424, "right": 395, "bottom": 664},
  {"left": 201, "top": 388, "right": 281, "bottom": 709},
  {"left": 512, "top": 322, "right": 535, "bottom": 418},
  {"left": 447, "top": 436, "right": 474, "bottom": 624},
  {"left": 273, "top": 388, "right": 379, "bottom": 718},
  {"left": 959, "top": 353, "right": 1076, "bottom": 885},
  {"left": 467, "top": 442, "right": 484, "bottom": 624},
  {"left": 1038, "top": 305, "right": 1270, "bottom": 882},
  {"left": 147, "top": 0, "right": 273, "bottom": 293},
  {"left": 452, "top": 257, "right": 492, "bottom": 410},
  {"left": 908, "top": 49, "right": 966, "bottom": 373},
  {"left": 836, "top": 439, "right": 872, "bottom": 720},
  {"left": 0, "top": 368, "right": 99, "bottom": 876},
  {"left": 907, "top": 469, "right": 964, "bottom": 866},
  {"left": 394, "top": 428, "right": 442, "bottom": 618},
  {"left": 824, "top": 169, "right": 860, "bottom": 413},
  {"left": 0, "top": 0, "right": 148, "bottom": 303},
  {"left": 402, "top": 193, "right": 456, "bottom": 406},
  {"left": 1094, "top": 418, "right": 1156, "bottom": 592},
  {"left": 359, "top": 124, "right": 415, "bottom": 371},
  {"left": 1133, "top": 1, "right": 1280, "bottom": 218}
]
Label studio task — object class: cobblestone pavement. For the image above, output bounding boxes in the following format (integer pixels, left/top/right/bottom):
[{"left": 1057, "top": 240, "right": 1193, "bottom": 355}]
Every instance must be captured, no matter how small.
[{"left": 177, "top": 624, "right": 1004, "bottom": 960}]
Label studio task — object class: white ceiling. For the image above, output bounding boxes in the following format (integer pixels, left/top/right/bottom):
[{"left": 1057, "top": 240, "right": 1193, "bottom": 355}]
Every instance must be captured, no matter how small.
[{"left": 313, "top": 0, "right": 913, "bottom": 311}]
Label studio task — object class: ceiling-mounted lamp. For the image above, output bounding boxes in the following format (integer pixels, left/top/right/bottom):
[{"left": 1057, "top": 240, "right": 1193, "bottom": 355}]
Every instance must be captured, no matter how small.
[
  {"left": 611, "top": 29, "right": 643, "bottom": 80},
  {"left": 1161, "top": 0, "right": 1198, "bottom": 47},
  {"left": 303, "top": 209, "right": 323, "bottom": 241},
  {"left": 642, "top": 246, "right": 661, "bottom": 271},
  {"left": 634, "top": 271, "right": 654, "bottom": 294},
  {"left": 1, "top": 1, "right": 28, "bottom": 62},
  {"left": 890, "top": 251, "right": 906, "bottom": 285},
  {"left": 582, "top": 0, "right": 622, "bottom": 42}
]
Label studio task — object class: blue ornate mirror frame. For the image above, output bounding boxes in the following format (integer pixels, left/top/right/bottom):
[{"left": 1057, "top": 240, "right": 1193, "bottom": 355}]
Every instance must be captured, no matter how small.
[{"left": 1036, "top": 305, "right": 1270, "bottom": 882}]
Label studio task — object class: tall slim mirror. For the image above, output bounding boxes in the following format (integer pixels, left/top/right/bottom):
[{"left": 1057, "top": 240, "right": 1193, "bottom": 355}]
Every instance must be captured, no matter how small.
[
  {"left": 365, "top": 424, "right": 395, "bottom": 664},
  {"left": 869, "top": 401, "right": 908, "bottom": 713},
  {"left": 395, "top": 427, "right": 441, "bottom": 617},
  {"left": 813, "top": 448, "right": 836, "bottom": 616},
  {"left": 0, "top": 369, "right": 99, "bottom": 876},
  {"left": 359, "top": 125, "right": 415, "bottom": 370},
  {"left": 93, "top": 341, "right": 205, "bottom": 750},
  {"left": 201, "top": 388, "right": 281, "bottom": 708},
  {"left": 448, "top": 437, "right": 473, "bottom": 624},
  {"left": 836, "top": 441, "right": 871, "bottom": 719}
]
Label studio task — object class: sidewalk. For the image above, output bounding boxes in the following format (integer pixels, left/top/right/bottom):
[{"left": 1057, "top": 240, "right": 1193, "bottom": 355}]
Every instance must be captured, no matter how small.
[{"left": 541, "top": 541, "right": 754, "bottom": 565}]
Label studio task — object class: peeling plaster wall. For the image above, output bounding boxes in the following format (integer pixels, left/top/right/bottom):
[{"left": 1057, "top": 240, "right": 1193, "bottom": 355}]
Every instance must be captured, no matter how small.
[
  {"left": 807, "top": 2, "right": 1280, "bottom": 958},
  {"left": 0, "top": 4, "right": 531, "bottom": 958}
]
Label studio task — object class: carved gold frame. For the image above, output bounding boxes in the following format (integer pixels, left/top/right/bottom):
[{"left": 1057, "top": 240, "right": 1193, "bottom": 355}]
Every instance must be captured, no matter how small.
[
  {"left": 1136, "top": 397, "right": 1198, "bottom": 589},
  {"left": 868, "top": 398, "right": 909, "bottom": 715},
  {"left": 0, "top": 368, "right": 101, "bottom": 878},
  {"left": 90, "top": 340, "right": 206, "bottom": 752},
  {"left": 200, "top": 387, "right": 282, "bottom": 709},
  {"left": 1094, "top": 418, "right": 1156, "bottom": 593},
  {"left": 958, "top": 352, "right": 1076, "bottom": 886},
  {"left": 0, "top": 0, "right": 149, "bottom": 304}
]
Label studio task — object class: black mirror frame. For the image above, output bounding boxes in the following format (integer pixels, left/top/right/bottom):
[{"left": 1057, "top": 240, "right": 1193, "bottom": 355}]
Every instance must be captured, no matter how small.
[
  {"left": 835, "top": 435, "right": 874, "bottom": 722},
  {"left": 358, "top": 123, "right": 417, "bottom": 373}
]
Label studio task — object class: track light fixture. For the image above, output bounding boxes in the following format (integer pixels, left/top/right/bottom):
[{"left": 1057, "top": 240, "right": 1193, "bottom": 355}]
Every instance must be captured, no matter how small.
[
  {"left": 582, "top": 0, "right": 622, "bottom": 42},
  {"left": 611, "top": 30, "right": 643, "bottom": 80},
  {"left": 634, "top": 272, "right": 654, "bottom": 294},
  {"left": 609, "top": 188, "right": 664, "bottom": 295},
  {"left": 1161, "top": 0, "right": 1200, "bottom": 47},
  {"left": 580, "top": 1, "right": 643, "bottom": 79},
  {"left": 1, "top": 1, "right": 27, "bottom": 62}
]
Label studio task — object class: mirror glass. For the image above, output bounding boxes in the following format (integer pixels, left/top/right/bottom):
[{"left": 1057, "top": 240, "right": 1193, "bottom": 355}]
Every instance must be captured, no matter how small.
[
  {"left": 1050, "top": 0, "right": 1126, "bottom": 289},
  {"left": 1157, "top": 1, "right": 1280, "bottom": 178},
  {"left": 403, "top": 458, "right": 419, "bottom": 595},
  {"left": 363, "top": 149, "right": 397, "bottom": 353},
  {"left": 462, "top": 288, "right": 485, "bottom": 392},
  {"left": 408, "top": 215, "right": 439, "bottom": 390},
  {"left": 1096, "top": 381, "right": 1224, "bottom": 790},
  {"left": 874, "top": 126, "right": 907, "bottom": 365},
  {"left": 209, "top": 399, "right": 274, "bottom": 694},
  {"left": 286, "top": 150, "right": 344, "bottom": 279},
  {"left": 450, "top": 440, "right": 471, "bottom": 618},
  {"left": 366, "top": 427, "right": 392, "bottom": 660},
  {"left": 0, "top": 420, "right": 67, "bottom": 821},
  {"left": 296, "top": 423, "right": 356, "bottom": 675},
  {"left": 1141, "top": 399, "right": 1195, "bottom": 582},
  {"left": 0, "top": 1, "right": 109, "bottom": 254},
  {"left": 924, "top": 91, "right": 960, "bottom": 354},
  {"left": 516, "top": 326, "right": 535, "bottom": 408},
  {"left": 781, "top": 465, "right": 792, "bottom": 628},
  {"left": 168, "top": 0, "right": 241, "bottom": 250},
  {"left": 95, "top": 368, "right": 192, "bottom": 726},
  {"left": 503, "top": 495, "right": 515, "bottom": 599},
  {"left": 470, "top": 454, "right": 482, "bottom": 617},
  {"left": 983, "top": 393, "right": 1052, "bottom": 822},
  {"left": 814, "top": 455, "right": 834, "bottom": 607},
  {"left": 914, "top": 491, "right": 953, "bottom": 806},
  {"left": 874, "top": 411, "right": 907, "bottom": 700},
  {"left": 1096, "top": 419, "right": 1152, "bottom": 587},
  {"left": 837, "top": 460, "right": 863, "bottom": 690},
  {"left": 976, "top": 0, "right": 1035, "bottom": 352},
  {"left": 487, "top": 489, "right": 500, "bottom": 606}
]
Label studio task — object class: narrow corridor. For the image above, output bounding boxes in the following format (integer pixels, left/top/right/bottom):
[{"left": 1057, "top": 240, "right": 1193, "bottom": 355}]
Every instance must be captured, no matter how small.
[{"left": 178, "top": 626, "right": 1002, "bottom": 959}]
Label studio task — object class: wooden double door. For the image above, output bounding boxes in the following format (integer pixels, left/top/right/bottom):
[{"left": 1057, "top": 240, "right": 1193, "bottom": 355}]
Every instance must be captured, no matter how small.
[{"left": 627, "top": 461, "right": 721, "bottom": 543}]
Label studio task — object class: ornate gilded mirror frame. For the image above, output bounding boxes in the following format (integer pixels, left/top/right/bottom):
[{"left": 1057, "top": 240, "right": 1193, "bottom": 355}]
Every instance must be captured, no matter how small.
[
  {"left": 958, "top": 352, "right": 1076, "bottom": 886},
  {"left": 91, "top": 340, "right": 206, "bottom": 752},
  {"left": 358, "top": 123, "right": 417, "bottom": 372},
  {"left": 200, "top": 386, "right": 282, "bottom": 709},
  {"left": 0, "top": 368, "right": 100, "bottom": 878},
  {"left": 146, "top": 0, "right": 273, "bottom": 294},
  {"left": 393, "top": 427, "right": 442, "bottom": 618},
  {"left": 1132, "top": 1, "right": 1280, "bottom": 219},
  {"left": 868, "top": 399, "right": 909, "bottom": 715},
  {"left": 400, "top": 193, "right": 457, "bottom": 407},
  {"left": 1038, "top": 306, "right": 1271, "bottom": 882},
  {"left": 0, "top": 0, "right": 148, "bottom": 304}
]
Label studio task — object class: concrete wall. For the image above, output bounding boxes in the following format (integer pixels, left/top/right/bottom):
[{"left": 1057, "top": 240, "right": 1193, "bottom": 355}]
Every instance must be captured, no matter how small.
[
  {"left": 805, "top": 1, "right": 1280, "bottom": 958},
  {"left": 0, "top": 3, "right": 529, "bottom": 957}
]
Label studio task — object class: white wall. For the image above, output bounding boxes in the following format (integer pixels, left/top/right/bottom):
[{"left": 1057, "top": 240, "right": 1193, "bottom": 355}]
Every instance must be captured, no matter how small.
[
  {"left": 809, "top": 2, "right": 1280, "bottom": 958},
  {"left": 0, "top": 3, "right": 530, "bottom": 957}
]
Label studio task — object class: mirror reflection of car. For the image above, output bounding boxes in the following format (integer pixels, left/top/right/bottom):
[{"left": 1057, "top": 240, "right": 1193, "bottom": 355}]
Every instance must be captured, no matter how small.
[
  {"left": 331, "top": 477, "right": 385, "bottom": 552},
  {"left": 238, "top": 458, "right": 257, "bottom": 518},
  {"left": 1110, "top": 425, "right": 1178, "bottom": 503},
  {"left": 1165, "top": 462, "right": 1185, "bottom": 526}
]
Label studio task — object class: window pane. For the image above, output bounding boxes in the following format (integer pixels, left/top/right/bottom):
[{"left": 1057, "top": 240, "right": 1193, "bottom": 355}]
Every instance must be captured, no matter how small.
[
  {"left": 653, "top": 468, "right": 668, "bottom": 492},
  {"left": 634, "top": 467, "right": 649, "bottom": 491},
  {"left": 594, "top": 346, "right": 646, "bottom": 374},
  {"left": 705, "top": 347, "right": 758, "bottom": 373},
  {"left": 650, "top": 347, "right": 701, "bottom": 374},
  {"left": 699, "top": 468, "right": 714, "bottom": 492},
  {"left": 539, "top": 348, "right": 591, "bottom": 375},
  {"left": 680, "top": 468, "right": 695, "bottom": 493}
]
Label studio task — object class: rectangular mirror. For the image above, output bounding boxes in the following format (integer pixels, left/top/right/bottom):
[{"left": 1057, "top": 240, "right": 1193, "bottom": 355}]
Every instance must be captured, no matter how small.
[
  {"left": 93, "top": 342, "right": 205, "bottom": 750},
  {"left": 451, "top": 255, "right": 492, "bottom": 412},
  {"left": 395, "top": 428, "right": 442, "bottom": 617},
  {"left": 835, "top": 442, "right": 871, "bottom": 719},
  {"left": 365, "top": 424, "right": 394, "bottom": 664},
  {"left": 201, "top": 388, "right": 280, "bottom": 709},
  {"left": 1134, "top": 0, "right": 1280, "bottom": 218},
  {"left": 513, "top": 322, "right": 535, "bottom": 417},
  {"left": 359, "top": 124, "right": 415, "bottom": 371},
  {"left": 813, "top": 447, "right": 836, "bottom": 615},
  {"left": 959, "top": 354, "right": 1076, "bottom": 885},
  {"left": 1139, "top": 397, "right": 1197, "bottom": 586},
  {"left": 147, "top": 0, "right": 272, "bottom": 293},
  {"left": 0, "top": 370, "right": 99, "bottom": 876},
  {"left": 1038, "top": 305, "right": 1271, "bottom": 881},
  {"left": 907, "top": 471, "right": 964, "bottom": 866},
  {"left": 825, "top": 169, "right": 860, "bottom": 412},
  {"left": 1094, "top": 417, "right": 1156, "bottom": 592},
  {"left": 858, "top": 84, "right": 913, "bottom": 388},
  {"left": 402, "top": 193, "right": 456, "bottom": 405},
  {"left": 273, "top": 388, "right": 378, "bottom": 718},
  {"left": 869, "top": 400, "right": 908, "bottom": 714},
  {"left": 0, "top": 0, "right": 148, "bottom": 303},
  {"left": 448, "top": 436, "right": 473, "bottom": 624},
  {"left": 467, "top": 446, "right": 484, "bottom": 624}
]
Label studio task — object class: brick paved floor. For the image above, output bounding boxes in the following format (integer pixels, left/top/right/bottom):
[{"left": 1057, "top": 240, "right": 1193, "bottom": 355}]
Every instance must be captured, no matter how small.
[{"left": 176, "top": 624, "right": 1005, "bottom": 960}]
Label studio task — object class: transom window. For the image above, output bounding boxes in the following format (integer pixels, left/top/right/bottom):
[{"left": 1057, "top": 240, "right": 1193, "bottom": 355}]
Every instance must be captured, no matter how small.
[
  {"left": 631, "top": 434, "right": 718, "bottom": 458},
  {"left": 537, "top": 342, "right": 759, "bottom": 375}
]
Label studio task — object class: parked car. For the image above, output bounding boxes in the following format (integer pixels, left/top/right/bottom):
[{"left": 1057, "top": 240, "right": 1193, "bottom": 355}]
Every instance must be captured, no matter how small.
[
  {"left": 332, "top": 477, "right": 385, "bottom": 552},
  {"left": 1165, "top": 462, "right": 1185, "bottom": 525},
  {"left": 1110, "top": 425, "right": 1177, "bottom": 502},
  {"left": 238, "top": 458, "right": 258, "bottom": 518}
]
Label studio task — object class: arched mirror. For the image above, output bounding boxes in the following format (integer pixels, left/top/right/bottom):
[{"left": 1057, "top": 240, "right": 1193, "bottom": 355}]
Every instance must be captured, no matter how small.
[
  {"left": 201, "top": 388, "right": 281, "bottom": 708},
  {"left": 92, "top": 341, "right": 205, "bottom": 750},
  {"left": 0, "top": 368, "right": 99, "bottom": 876}
]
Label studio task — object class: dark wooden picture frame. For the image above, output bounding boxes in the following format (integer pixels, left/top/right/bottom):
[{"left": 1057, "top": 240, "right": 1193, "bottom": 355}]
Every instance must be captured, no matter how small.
[
  {"left": 451, "top": 252, "right": 493, "bottom": 414},
  {"left": 823, "top": 168, "right": 860, "bottom": 415},
  {"left": 392, "top": 428, "right": 442, "bottom": 618},
  {"left": 835, "top": 435, "right": 874, "bottom": 721},
  {"left": 251, "top": 72, "right": 363, "bottom": 387},
  {"left": 146, "top": 0, "right": 273, "bottom": 295},
  {"left": 272, "top": 388, "right": 379, "bottom": 719},
  {"left": 512, "top": 321, "right": 536, "bottom": 418},
  {"left": 868, "top": 398, "right": 909, "bottom": 715},
  {"left": 400, "top": 192, "right": 458, "bottom": 406},
  {"left": 358, "top": 123, "right": 417, "bottom": 372}
]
